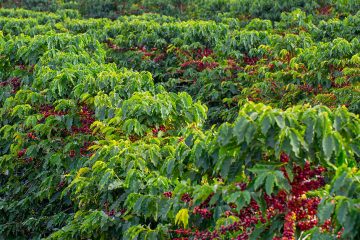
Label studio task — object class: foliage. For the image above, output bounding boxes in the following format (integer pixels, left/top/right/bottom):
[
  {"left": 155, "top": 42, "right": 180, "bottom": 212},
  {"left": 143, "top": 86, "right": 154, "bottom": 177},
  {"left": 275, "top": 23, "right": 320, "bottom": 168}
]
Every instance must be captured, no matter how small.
[{"left": 0, "top": 4, "right": 359, "bottom": 240}]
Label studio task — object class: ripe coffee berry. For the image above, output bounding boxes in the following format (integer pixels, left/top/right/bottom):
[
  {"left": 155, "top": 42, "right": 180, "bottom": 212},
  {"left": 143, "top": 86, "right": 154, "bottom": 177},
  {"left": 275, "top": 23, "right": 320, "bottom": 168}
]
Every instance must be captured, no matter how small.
[
  {"left": 69, "top": 150, "right": 76, "bottom": 158},
  {"left": 27, "top": 132, "right": 37, "bottom": 140},
  {"left": 280, "top": 152, "right": 290, "bottom": 163},
  {"left": 159, "top": 125, "right": 166, "bottom": 132},
  {"left": 18, "top": 149, "right": 26, "bottom": 158},
  {"left": 163, "top": 191, "right": 173, "bottom": 198},
  {"left": 181, "top": 193, "right": 192, "bottom": 203}
]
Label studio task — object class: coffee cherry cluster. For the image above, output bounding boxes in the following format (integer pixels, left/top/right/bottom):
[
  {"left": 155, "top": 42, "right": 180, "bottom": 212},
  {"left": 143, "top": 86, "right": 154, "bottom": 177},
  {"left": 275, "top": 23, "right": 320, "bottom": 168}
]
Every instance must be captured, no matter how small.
[
  {"left": 318, "top": 5, "right": 332, "bottom": 15},
  {"left": 170, "top": 228, "right": 191, "bottom": 236},
  {"left": 105, "top": 40, "right": 122, "bottom": 51},
  {"left": 163, "top": 191, "right": 173, "bottom": 198},
  {"left": 170, "top": 228, "right": 217, "bottom": 240},
  {"left": 181, "top": 60, "right": 219, "bottom": 72},
  {"left": 268, "top": 63, "right": 275, "bottom": 70},
  {"left": 23, "top": 157, "right": 34, "bottom": 164},
  {"left": 181, "top": 193, "right": 192, "bottom": 203},
  {"left": 56, "top": 180, "right": 66, "bottom": 191},
  {"left": 69, "top": 150, "right": 76, "bottom": 158},
  {"left": 0, "top": 77, "right": 21, "bottom": 94},
  {"left": 16, "top": 64, "right": 34, "bottom": 72},
  {"left": 153, "top": 53, "right": 166, "bottom": 63},
  {"left": 104, "top": 208, "right": 127, "bottom": 217},
  {"left": 10, "top": 77, "right": 21, "bottom": 93},
  {"left": 243, "top": 54, "right": 259, "bottom": 65},
  {"left": 222, "top": 59, "right": 242, "bottom": 82},
  {"left": 297, "top": 217, "right": 318, "bottom": 231},
  {"left": 171, "top": 199, "right": 263, "bottom": 239},
  {"left": 321, "top": 219, "right": 332, "bottom": 232},
  {"left": 128, "top": 134, "right": 140, "bottom": 142},
  {"left": 280, "top": 152, "right": 290, "bottom": 163},
  {"left": 138, "top": 46, "right": 154, "bottom": 58},
  {"left": 152, "top": 125, "right": 167, "bottom": 136},
  {"left": 337, "top": 228, "right": 344, "bottom": 239},
  {"left": 120, "top": 44, "right": 167, "bottom": 63},
  {"left": 234, "top": 182, "right": 247, "bottom": 190},
  {"left": 106, "top": 209, "right": 116, "bottom": 217},
  {"left": 283, "top": 211, "right": 296, "bottom": 240},
  {"left": 195, "top": 48, "right": 213, "bottom": 58},
  {"left": 27, "top": 132, "right": 38, "bottom": 140},
  {"left": 331, "top": 81, "right": 350, "bottom": 88},
  {"left": 193, "top": 206, "right": 212, "bottom": 219},
  {"left": 67, "top": 141, "right": 93, "bottom": 159},
  {"left": 71, "top": 105, "right": 95, "bottom": 134},
  {"left": 199, "top": 193, "right": 214, "bottom": 208},
  {"left": 80, "top": 141, "right": 94, "bottom": 157},
  {"left": 40, "top": 105, "right": 68, "bottom": 118},
  {"left": 299, "top": 83, "right": 325, "bottom": 95},
  {"left": 17, "top": 148, "right": 34, "bottom": 164},
  {"left": 103, "top": 201, "right": 122, "bottom": 217},
  {"left": 172, "top": 161, "right": 328, "bottom": 240},
  {"left": 225, "top": 59, "right": 242, "bottom": 71},
  {"left": 17, "top": 64, "right": 27, "bottom": 70},
  {"left": 290, "top": 162, "right": 326, "bottom": 196},
  {"left": 177, "top": 47, "right": 217, "bottom": 73},
  {"left": 299, "top": 84, "right": 315, "bottom": 94},
  {"left": 17, "top": 148, "right": 27, "bottom": 158}
]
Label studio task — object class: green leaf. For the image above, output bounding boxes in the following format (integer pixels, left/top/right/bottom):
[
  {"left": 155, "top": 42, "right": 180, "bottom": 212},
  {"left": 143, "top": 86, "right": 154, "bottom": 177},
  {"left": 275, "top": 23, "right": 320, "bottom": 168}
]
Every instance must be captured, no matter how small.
[
  {"left": 331, "top": 172, "right": 347, "bottom": 194},
  {"left": 233, "top": 117, "right": 249, "bottom": 144},
  {"left": 322, "top": 134, "right": 334, "bottom": 160},
  {"left": 304, "top": 118, "right": 315, "bottom": 145},
  {"left": 249, "top": 223, "right": 266, "bottom": 240},
  {"left": 220, "top": 156, "right": 232, "bottom": 178},
  {"left": 217, "top": 123, "right": 232, "bottom": 146},
  {"left": 336, "top": 199, "right": 350, "bottom": 226},
  {"left": 265, "top": 175, "right": 275, "bottom": 195},
  {"left": 318, "top": 201, "right": 335, "bottom": 223},
  {"left": 245, "top": 124, "right": 256, "bottom": 144},
  {"left": 224, "top": 191, "right": 251, "bottom": 211},
  {"left": 260, "top": 115, "right": 272, "bottom": 135},
  {"left": 275, "top": 115, "right": 285, "bottom": 129},
  {"left": 285, "top": 165, "right": 294, "bottom": 182},
  {"left": 175, "top": 209, "right": 189, "bottom": 229},
  {"left": 288, "top": 128, "right": 301, "bottom": 157},
  {"left": 65, "top": 116, "right": 73, "bottom": 131},
  {"left": 254, "top": 173, "right": 267, "bottom": 191}
]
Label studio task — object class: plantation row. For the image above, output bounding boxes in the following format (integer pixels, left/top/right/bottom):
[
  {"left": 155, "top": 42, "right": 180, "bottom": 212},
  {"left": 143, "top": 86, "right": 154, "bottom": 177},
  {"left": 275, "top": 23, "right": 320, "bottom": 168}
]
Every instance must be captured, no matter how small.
[
  {"left": 0, "top": 8, "right": 359, "bottom": 125},
  {"left": 1, "top": 0, "right": 360, "bottom": 20},
  {"left": 0, "top": 6, "right": 359, "bottom": 240}
]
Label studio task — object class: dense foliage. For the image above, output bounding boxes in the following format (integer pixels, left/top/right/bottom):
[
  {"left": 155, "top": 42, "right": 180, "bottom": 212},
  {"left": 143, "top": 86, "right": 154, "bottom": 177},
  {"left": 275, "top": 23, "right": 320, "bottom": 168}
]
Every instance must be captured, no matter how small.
[
  {"left": 1, "top": 0, "right": 360, "bottom": 20},
  {"left": 0, "top": 3, "right": 359, "bottom": 240}
]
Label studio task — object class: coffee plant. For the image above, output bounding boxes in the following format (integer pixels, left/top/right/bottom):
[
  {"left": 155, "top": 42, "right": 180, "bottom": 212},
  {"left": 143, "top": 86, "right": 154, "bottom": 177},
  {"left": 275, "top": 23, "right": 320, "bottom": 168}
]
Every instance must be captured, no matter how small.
[{"left": 0, "top": 2, "right": 359, "bottom": 240}]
